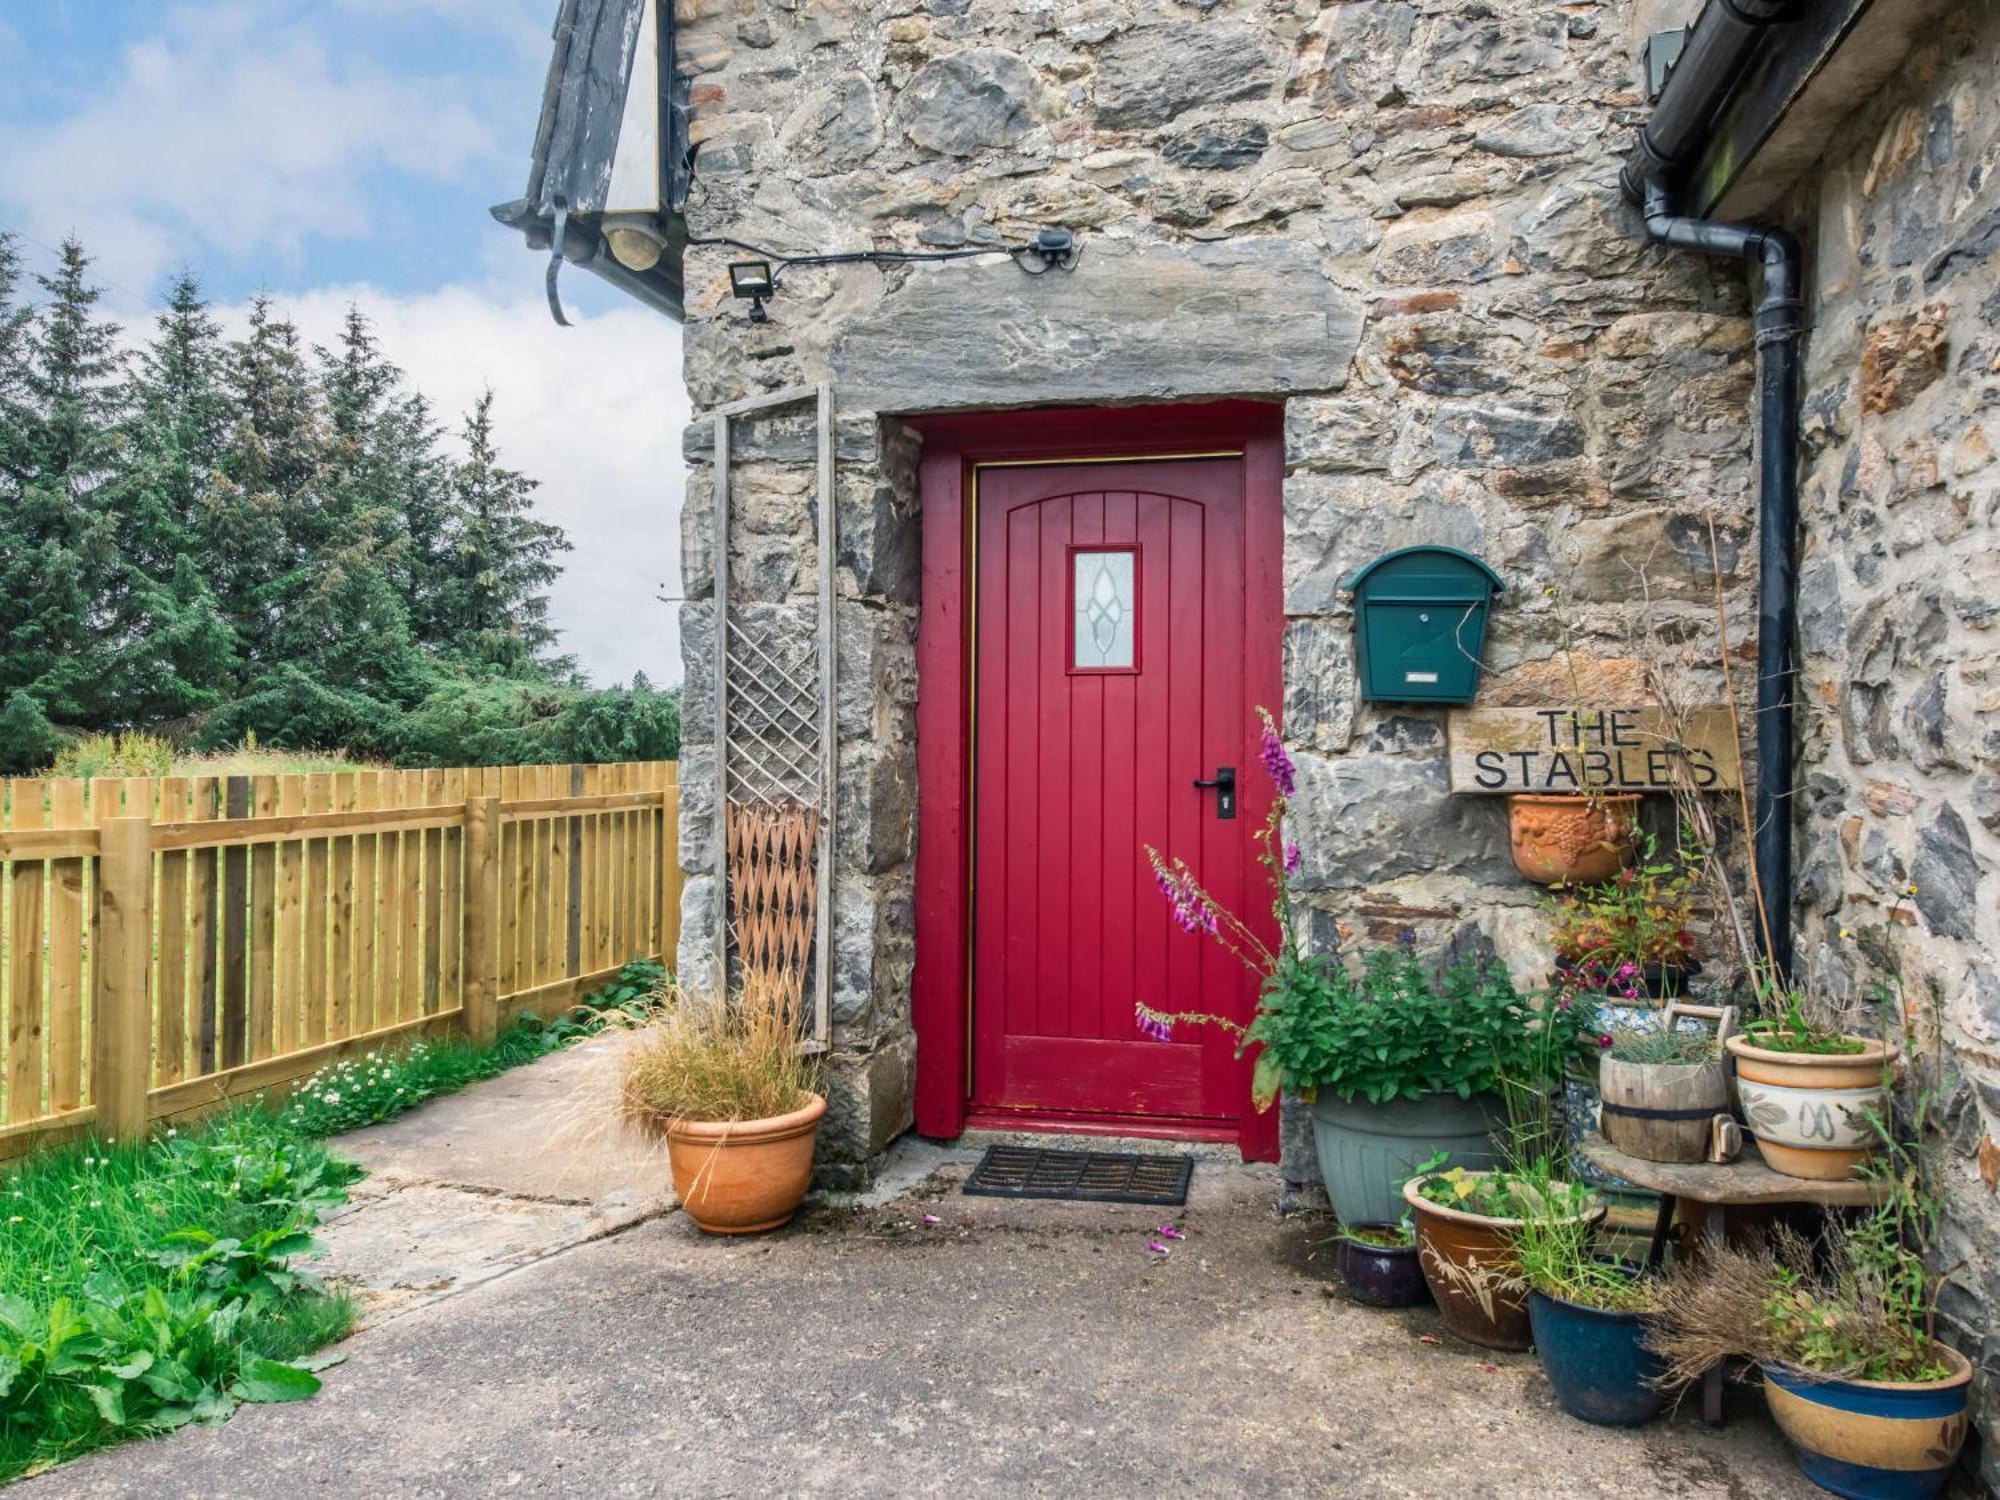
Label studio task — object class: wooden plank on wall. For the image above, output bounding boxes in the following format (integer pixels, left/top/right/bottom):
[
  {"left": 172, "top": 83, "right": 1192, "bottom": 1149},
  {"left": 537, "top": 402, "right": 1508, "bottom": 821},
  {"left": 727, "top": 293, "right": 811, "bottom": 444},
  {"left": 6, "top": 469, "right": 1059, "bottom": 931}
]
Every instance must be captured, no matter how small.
[
  {"left": 1445, "top": 705, "right": 1745, "bottom": 794},
  {"left": 422, "top": 768, "right": 444, "bottom": 1014}
]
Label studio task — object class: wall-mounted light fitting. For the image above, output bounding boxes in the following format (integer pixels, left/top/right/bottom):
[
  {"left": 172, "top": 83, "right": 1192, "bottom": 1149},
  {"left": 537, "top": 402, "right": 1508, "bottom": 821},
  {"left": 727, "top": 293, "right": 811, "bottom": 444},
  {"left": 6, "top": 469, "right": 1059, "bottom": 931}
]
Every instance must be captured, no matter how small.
[
  {"left": 703, "top": 227, "right": 1082, "bottom": 323},
  {"left": 728, "top": 260, "right": 776, "bottom": 322}
]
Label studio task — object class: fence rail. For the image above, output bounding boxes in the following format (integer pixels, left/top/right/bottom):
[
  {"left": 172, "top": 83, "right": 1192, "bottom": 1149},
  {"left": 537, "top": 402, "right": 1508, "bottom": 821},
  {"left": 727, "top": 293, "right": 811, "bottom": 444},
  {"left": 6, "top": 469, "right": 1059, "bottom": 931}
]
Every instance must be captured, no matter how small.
[{"left": 0, "top": 760, "right": 681, "bottom": 1158}]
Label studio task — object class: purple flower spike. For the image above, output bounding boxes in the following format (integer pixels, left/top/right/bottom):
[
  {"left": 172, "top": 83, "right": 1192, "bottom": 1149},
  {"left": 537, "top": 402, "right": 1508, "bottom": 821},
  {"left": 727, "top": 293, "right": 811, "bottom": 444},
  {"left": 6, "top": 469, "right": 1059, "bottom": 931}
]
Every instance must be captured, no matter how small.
[
  {"left": 1283, "top": 841, "right": 1302, "bottom": 876},
  {"left": 1258, "top": 720, "right": 1297, "bottom": 798}
]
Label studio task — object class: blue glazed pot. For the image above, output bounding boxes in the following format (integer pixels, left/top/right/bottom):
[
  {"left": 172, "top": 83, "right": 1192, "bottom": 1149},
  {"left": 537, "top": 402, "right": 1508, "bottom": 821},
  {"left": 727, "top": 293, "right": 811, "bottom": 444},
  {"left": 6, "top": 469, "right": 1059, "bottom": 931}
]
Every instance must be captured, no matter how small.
[
  {"left": 1761, "top": 1346, "right": 1973, "bottom": 1500},
  {"left": 1526, "top": 1288, "right": 1668, "bottom": 1427}
]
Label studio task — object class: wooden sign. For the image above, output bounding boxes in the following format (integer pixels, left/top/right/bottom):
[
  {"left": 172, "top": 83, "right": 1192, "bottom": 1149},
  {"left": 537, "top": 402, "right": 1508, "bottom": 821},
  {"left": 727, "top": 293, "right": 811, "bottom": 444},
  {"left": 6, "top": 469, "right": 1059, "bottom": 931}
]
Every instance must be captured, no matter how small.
[{"left": 1446, "top": 706, "right": 1743, "bottom": 794}]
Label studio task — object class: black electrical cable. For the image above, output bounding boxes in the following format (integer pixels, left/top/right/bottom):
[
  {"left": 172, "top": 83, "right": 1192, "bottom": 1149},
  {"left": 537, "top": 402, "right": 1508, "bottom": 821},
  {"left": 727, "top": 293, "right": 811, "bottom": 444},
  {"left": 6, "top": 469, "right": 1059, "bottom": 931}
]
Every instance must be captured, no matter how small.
[{"left": 686, "top": 232, "right": 1077, "bottom": 288}]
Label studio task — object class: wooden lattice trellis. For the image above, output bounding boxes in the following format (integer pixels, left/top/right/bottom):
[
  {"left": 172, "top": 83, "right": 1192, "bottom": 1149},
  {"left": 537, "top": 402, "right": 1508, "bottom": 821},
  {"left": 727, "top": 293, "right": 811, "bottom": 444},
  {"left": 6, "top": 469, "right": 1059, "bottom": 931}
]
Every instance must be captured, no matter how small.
[{"left": 709, "top": 382, "right": 835, "bottom": 1049}]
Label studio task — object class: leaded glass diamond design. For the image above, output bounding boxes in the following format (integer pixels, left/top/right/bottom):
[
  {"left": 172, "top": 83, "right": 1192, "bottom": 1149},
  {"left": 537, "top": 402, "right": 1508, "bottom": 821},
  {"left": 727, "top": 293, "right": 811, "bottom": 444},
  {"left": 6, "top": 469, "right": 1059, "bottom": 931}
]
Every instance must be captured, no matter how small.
[{"left": 1073, "top": 550, "right": 1135, "bottom": 669}]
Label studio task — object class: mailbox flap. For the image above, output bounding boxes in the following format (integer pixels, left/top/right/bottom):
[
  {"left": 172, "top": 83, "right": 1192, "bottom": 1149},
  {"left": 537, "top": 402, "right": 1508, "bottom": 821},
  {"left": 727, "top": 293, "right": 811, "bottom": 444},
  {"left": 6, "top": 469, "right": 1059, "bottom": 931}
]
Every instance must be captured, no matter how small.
[{"left": 1342, "top": 545, "right": 1505, "bottom": 602}]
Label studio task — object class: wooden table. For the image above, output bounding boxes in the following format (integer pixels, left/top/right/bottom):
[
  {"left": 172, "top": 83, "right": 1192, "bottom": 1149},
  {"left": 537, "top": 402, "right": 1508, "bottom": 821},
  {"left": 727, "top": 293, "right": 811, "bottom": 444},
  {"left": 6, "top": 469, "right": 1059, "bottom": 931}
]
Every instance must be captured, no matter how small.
[{"left": 1579, "top": 1133, "right": 1890, "bottom": 1425}]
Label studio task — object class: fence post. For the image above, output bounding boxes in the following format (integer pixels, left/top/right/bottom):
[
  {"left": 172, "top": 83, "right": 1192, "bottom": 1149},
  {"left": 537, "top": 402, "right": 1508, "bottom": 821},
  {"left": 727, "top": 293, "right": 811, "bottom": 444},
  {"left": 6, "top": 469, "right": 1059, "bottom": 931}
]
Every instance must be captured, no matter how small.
[
  {"left": 93, "top": 815, "right": 153, "bottom": 1142},
  {"left": 463, "top": 795, "right": 502, "bottom": 1045}
]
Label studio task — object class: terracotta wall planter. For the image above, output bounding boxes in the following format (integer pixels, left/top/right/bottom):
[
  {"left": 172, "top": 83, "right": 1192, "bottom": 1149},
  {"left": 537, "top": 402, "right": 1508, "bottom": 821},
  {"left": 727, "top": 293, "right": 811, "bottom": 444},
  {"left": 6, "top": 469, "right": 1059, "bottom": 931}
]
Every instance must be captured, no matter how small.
[
  {"left": 666, "top": 1093, "right": 827, "bottom": 1234},
  {"left": 1403, "top": 1174, "right": 1606, "bottom": 1351},
  {"left": 1508, "top": 794, "right": 1640, "bottom": 884},
  {"left": 1726, "top": 1036, "right": 1893, "bottom": 1181},
  {"left": 1762, "top": 1344, "right": 1972, "bottom": 1499}
]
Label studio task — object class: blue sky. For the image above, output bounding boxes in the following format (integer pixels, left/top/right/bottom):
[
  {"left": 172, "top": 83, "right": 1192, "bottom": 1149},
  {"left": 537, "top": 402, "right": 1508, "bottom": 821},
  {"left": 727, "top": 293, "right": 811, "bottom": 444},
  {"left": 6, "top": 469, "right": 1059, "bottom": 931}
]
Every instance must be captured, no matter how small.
[{"left": 0, "top": 0, "right": 686, "bottom": 686}]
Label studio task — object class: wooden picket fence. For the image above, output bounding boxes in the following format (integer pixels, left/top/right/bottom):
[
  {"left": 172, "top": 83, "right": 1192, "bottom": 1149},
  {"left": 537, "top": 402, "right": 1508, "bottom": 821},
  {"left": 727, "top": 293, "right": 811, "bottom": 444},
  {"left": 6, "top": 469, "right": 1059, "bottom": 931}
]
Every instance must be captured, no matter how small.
[{"left": 0, "top": 761, "right": 681, "bottom": 1158}]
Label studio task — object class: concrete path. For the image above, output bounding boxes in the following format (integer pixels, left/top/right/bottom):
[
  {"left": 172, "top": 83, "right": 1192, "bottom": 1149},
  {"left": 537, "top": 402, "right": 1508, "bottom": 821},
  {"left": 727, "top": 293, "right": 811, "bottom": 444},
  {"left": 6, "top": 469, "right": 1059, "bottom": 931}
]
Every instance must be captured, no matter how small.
[{"left": 26, "top": 1051, "right": 1833, "bottom": 1498}]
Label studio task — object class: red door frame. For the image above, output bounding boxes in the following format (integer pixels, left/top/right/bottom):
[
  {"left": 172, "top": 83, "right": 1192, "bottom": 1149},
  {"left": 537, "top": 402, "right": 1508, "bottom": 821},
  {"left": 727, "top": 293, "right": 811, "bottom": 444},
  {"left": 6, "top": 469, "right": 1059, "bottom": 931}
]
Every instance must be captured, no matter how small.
[{"left": 909, "top": 400, "right": 1285, "bottom": 1162}]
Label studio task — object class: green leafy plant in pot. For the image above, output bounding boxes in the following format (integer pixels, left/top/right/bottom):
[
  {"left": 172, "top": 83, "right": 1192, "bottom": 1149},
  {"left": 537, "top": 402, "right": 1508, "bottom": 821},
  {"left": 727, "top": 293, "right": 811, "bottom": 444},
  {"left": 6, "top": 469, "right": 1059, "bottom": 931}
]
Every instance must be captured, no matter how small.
[
  {"left": 1510, "top": 1166, "right": 1669, "bottom": 1426},
  {"left": 1648, "top": 998, "right": 1970, "bottom": 1498}
]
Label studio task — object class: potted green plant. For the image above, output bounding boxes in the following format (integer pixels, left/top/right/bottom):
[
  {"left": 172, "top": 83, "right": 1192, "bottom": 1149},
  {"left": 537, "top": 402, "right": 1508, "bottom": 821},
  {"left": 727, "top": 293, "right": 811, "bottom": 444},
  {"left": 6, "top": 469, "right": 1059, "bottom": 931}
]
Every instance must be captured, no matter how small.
[
  {"left": 1137, "top": 712, "right": 1606, "bottom": 1226},
  {"left": 1402, "top": 1166, "right": 1605, "bottom": 1351},
  {"left": 1511, "top": 1176, "right": 1669, "bottom": 1426},
  {"left": 618, "top": 977, "right": 825, "bottom": 1235},
  {"left": 1728, "top": 988, "right": 1893, "bottom": 1181},
  {"left": 1651, "top": 1002, "right": 1970, "bottom": 1496},
  {"left": 1546, "top": 831, "right": 1699, "bottom": 1004},
  {"left": 1648, "top": 1224, "right": 1971, "bottom": 1497}
]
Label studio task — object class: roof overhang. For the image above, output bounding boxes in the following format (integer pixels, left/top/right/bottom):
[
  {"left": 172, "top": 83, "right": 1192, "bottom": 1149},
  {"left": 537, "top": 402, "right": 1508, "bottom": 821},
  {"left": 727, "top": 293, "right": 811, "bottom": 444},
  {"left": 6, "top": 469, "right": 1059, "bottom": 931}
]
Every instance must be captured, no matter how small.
[
  {"left": 491, "top": 0, "right": 688, "bottom": 323},
  {"left": 1682, "top": 0, "right": 1963, "bottom": 219}
]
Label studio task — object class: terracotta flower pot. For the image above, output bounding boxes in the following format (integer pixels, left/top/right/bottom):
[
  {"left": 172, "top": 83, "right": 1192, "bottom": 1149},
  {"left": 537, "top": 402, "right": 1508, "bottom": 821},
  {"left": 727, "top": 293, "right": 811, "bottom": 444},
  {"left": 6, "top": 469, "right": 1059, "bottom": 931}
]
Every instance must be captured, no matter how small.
[
  {"left": 1762, "top": 1344, "right": 1973, "bottom": 1499},
  {"left": 1726, "top": 1035, "right": 1893, "bottom": 1182},
  {"left": 666, "top": 1092, "right": 826, "bottom": 1235},
  {"left": 1508, "top": 794, "right": 1641, "bottom": 884},
  {"left": 1403, "top": 1173, "right": 1606, "bottom": 1351}
]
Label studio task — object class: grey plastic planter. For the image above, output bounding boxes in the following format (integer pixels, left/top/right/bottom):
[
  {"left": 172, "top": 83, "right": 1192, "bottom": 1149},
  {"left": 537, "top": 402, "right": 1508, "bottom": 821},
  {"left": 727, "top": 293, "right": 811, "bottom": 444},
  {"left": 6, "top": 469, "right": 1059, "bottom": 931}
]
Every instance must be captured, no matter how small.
[{"left": 1308, "top": 1091, "right": 1507, "bottom": 1226}]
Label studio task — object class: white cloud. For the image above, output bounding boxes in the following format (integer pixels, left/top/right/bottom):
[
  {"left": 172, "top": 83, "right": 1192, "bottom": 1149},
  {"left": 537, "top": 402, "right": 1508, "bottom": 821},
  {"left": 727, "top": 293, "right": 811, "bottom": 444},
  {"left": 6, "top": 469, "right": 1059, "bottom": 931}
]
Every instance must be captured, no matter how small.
[
  {"left": 0, "top": 3, "right": 494, "bottom": 298},
  {"left": 216, "top": 279, "right": 689, "bottom": 689}
]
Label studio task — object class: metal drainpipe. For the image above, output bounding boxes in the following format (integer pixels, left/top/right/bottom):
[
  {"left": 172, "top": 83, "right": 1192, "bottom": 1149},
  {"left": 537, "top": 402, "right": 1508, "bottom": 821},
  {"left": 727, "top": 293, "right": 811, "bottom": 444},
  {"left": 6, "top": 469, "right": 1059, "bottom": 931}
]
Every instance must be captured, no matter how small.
[{"left": 1621, "top": 1, "right": 1803, "bottom": 980}]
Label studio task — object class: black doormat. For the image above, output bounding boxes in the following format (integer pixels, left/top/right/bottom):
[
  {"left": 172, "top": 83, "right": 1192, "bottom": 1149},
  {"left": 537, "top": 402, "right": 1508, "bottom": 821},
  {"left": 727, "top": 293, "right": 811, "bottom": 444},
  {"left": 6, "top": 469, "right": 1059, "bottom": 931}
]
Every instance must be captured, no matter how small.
[{"left": 961, "top": 1145, "right": 1193, "bottom": 1206}]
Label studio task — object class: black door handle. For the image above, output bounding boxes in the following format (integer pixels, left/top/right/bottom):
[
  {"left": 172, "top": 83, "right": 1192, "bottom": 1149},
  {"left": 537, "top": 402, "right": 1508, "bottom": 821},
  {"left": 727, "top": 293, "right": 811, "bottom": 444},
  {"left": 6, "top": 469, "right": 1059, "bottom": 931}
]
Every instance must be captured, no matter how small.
[{"left": 1193, "top": 766, "right": 1236, "bottom": 820}]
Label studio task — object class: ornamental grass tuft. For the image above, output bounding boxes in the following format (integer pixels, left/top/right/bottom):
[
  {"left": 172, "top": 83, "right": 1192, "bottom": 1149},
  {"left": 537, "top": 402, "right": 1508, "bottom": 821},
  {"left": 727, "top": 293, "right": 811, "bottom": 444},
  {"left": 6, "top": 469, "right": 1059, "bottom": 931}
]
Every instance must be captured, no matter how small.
[{"left": 618, "top": 975, "right": 821, "bottom": 1130}]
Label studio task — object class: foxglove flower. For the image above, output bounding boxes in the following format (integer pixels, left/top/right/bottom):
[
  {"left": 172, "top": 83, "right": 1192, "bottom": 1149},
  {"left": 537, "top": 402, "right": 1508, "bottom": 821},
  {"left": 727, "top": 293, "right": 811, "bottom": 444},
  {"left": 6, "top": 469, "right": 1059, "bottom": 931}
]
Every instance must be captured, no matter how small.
[
  {"left": 1257, "top": 716, "right": 1296, "bottom": 798},
  {"left": 1283, "top": 841, "right": 1302, "bottom": 876}
]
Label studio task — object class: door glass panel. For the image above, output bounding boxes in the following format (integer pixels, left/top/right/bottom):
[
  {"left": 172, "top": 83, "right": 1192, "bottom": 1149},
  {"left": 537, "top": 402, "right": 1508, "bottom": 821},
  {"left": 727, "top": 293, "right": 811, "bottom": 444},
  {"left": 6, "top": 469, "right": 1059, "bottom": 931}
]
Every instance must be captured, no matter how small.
[{"left": 1073, "top": 550, "right": 1135, "bottom": 669}]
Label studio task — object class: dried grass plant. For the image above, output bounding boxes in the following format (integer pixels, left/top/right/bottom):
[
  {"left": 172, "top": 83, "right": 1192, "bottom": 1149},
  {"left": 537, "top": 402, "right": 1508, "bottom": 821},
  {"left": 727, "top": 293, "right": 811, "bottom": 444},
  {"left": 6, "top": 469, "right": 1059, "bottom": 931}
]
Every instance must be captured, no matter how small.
[
  {"left": 1647, "top": 1222, "right": 1950, "bottom": 1387},
  {"left": 616, "top": 971, "right": 822, "bottom": 1131}
]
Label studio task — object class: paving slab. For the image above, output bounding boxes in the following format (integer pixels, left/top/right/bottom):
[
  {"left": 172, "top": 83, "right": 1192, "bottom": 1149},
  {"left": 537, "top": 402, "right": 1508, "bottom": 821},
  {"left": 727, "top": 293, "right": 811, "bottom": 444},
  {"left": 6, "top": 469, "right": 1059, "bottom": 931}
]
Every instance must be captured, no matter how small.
[
  {"left": 317, "top": 1035, "right": 674, "bottom": 1326},
  {"left": 27, "top": 1114, "right": 1839, "bottom": 1499}
]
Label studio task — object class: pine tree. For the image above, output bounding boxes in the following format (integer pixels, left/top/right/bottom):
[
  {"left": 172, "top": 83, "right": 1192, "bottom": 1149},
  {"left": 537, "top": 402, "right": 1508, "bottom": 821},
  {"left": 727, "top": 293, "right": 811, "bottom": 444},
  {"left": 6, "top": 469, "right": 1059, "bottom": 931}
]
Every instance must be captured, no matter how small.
[
  {"left": 0, "top": 235, "right": 123, "bottom": 724},
  {"left": 444, "top": 389, "right": 573, "bottom": 678},
  {"left": 208, "top": 295, "right": 319, "bottom": 676},
  {"left": 104, "top": 272, "right": 235, "bottom": 724}
]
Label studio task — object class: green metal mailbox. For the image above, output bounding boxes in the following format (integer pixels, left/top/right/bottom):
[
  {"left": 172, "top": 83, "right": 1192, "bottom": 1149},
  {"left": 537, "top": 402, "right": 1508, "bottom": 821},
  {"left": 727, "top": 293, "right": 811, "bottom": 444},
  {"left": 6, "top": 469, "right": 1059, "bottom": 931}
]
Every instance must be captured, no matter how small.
[{"left": 1344, "top": 546, "right": 1504, "bottom": 705}]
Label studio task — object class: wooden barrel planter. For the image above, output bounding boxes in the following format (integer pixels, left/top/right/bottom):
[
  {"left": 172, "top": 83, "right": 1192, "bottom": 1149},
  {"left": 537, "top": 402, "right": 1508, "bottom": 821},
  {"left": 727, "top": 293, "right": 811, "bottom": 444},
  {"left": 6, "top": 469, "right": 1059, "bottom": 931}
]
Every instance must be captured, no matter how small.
[{"left": 1598, "top": 1052, "right": 1729, "bottom": 1164}]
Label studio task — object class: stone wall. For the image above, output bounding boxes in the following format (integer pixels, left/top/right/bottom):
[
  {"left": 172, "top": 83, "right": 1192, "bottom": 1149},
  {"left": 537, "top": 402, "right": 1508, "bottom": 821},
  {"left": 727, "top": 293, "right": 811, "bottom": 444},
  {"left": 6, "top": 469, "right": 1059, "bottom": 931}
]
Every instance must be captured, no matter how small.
[
  {"left": 670, "top": 0, "right": 1766, "bottom": 1185},
  {"left": 1783, "top": 1, "right": 2000, "bottom": 1479}
]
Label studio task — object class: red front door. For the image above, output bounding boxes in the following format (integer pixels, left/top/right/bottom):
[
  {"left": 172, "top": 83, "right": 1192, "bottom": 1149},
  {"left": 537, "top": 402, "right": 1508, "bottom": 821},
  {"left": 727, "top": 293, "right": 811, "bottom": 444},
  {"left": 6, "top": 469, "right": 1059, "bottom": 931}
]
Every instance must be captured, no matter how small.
[{"left": 971, "top": 458, "right": 1265, "bottom": 1127}]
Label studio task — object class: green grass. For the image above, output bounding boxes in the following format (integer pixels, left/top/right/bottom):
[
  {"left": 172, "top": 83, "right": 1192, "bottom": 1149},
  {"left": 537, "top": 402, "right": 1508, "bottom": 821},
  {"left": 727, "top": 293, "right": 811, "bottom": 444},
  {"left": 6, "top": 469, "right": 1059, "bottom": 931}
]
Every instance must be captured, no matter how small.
[
  {"left": 0, "top": 959, "right": 665, "bottom": 1482},
  {"left": 0, "top": 1111, "right": 361, "bottom": 1481}
]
